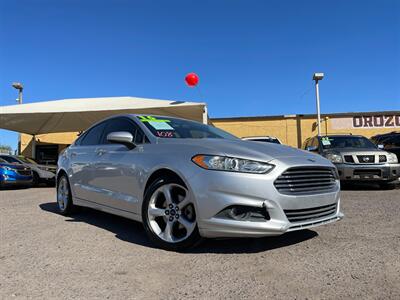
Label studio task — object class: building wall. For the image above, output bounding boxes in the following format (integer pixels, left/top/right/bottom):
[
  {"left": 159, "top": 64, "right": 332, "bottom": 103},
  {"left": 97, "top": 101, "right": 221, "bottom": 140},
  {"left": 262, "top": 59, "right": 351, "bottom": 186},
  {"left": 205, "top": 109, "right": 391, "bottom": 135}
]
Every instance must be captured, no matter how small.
[
  {"left": 212, "top": 112, "right": 400, "bottom": 148},
  {"left": 21, "top": 132, "right": 79, "bottom": 157},
  {"left": 20, "top": 111, "right": 399, "bottom": 157}
]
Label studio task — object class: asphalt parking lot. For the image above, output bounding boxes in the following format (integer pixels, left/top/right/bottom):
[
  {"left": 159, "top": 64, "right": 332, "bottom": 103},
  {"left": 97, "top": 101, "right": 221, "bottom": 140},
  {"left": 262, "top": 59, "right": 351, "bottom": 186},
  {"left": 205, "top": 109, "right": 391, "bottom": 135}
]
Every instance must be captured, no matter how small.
[{"left": 1, "top": 185, "right": 399, "bottom": 299}]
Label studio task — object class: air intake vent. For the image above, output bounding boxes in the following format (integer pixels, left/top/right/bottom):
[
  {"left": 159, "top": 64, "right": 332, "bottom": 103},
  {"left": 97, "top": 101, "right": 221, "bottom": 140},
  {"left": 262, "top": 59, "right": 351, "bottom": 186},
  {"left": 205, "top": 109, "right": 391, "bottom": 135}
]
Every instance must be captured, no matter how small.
[
  {"left": 274, "top": 167, "right": 337, "bottom": 195},
  {"left": 284, "top": 203, "right": 337, "bottom": 223}
]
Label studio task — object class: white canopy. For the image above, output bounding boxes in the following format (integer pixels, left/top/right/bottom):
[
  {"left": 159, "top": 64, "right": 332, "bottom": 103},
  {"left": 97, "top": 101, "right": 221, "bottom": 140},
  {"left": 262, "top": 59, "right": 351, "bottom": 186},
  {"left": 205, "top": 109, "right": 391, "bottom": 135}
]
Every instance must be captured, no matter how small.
[{"left": 0, "top": 96, "right": 207, "bottom": 135}]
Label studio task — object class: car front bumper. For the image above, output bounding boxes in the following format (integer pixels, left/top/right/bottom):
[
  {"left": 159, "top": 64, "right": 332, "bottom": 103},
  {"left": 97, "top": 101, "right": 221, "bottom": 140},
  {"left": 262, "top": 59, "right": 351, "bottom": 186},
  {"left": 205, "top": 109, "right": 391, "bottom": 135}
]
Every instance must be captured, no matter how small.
[
  {"left": 335, "top": 163, "right": 400, "bottom": 182},
  {"left": 0, "top": 174, "right": 33, "bottom": 187},
  {"left": 186, "top": 156, "right": 343, "bottom": 238}
]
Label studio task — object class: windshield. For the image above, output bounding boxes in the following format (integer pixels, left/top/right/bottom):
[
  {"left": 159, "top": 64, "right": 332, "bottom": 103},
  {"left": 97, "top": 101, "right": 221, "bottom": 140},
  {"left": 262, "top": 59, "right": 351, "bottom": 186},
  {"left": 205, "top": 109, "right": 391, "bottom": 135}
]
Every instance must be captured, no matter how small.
[
  {"left": 138, "top": 116, "right": 238, "bottom": 139},
  {"left": 248, "top": 138, "right": 280, "bottom": 144},
  {"left": 320, "top": 136, "right": 377, "bottom": 149},
  {"left": 17, "top": 156, "right": 37, "bottom": 164}
]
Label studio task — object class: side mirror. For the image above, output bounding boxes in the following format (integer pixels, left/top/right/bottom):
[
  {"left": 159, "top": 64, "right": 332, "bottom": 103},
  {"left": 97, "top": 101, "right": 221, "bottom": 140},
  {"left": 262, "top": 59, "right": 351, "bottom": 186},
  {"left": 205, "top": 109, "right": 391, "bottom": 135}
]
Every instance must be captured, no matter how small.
[
  {"left": 377, "top": 144, "right": 384, "bottom": 150},
  {"left": 107, "top": 131, "right": 136, "bottom": 149},
  {"left": 306, "top": 145, "right": 318, "bottom": 152}
]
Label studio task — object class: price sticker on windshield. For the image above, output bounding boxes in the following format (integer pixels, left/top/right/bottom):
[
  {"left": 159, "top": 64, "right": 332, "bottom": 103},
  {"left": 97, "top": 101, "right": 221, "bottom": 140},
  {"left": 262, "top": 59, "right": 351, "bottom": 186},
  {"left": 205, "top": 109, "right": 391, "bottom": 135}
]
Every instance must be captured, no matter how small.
[
  {"left": 139, "top": 116, "right": 174, "bottom": 130},
  {"left": 321, "top": 137, "right": 331, "bottom": 146}
]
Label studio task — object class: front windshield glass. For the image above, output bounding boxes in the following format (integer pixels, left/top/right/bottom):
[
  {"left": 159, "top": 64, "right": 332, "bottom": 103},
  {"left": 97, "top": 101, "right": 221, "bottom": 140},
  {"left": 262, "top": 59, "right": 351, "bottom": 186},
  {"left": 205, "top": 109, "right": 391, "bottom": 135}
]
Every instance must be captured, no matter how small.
[
  {"left": 321, "top": 136, "right": 377, "bottom": 149},
  {"left": 18, "top": 156, "right": 37, "bottom": 164},
  {"left": 138, "top": 115, "right": 238, "bottom": 139}
]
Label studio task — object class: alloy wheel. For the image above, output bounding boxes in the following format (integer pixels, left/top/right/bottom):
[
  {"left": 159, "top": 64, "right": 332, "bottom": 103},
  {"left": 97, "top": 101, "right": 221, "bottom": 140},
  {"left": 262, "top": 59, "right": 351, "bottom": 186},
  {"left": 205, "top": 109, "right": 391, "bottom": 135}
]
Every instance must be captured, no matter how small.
[
  {"left": 57, "top": 177, "right": 69, "bottom": 211},
  {"left": 147, "top": 183, "right": 196, "bottom": 243}
]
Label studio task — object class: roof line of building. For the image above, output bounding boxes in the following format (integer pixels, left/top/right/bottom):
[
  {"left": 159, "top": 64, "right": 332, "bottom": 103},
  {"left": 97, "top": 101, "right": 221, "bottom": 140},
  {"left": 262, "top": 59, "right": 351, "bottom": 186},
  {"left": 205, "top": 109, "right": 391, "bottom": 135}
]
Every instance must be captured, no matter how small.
[{"left": 210, "top": 110, "right": 400, "bottom": 121}]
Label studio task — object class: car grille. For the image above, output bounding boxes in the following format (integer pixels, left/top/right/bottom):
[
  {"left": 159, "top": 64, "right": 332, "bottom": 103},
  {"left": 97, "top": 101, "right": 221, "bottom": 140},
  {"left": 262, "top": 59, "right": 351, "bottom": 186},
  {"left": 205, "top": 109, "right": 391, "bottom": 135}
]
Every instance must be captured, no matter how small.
[
  {"left": 379, "top": 155, "right": 387, "bottom": 163},
  {"left": 284, "top": 203, "right": 337, "bottom": 223},
  {"left": 344, "top": 155, "right": 355, "bottom": 163},
  {"left": 274, "top": 167, "right": 337, "bottom": 195},
  {"left": 356, "top": 155, "right": 375, "bottom": 163},
  {"left": 17, "top": 169, "right": 31, "bottom": 176}
]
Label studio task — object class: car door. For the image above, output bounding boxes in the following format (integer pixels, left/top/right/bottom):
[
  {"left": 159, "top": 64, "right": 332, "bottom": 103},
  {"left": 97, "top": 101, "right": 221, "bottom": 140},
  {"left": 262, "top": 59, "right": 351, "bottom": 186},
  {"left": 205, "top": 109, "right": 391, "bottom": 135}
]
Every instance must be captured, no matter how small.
[
  {"left": 69, "top": 122, "right": 107, "bottom": 201},
  {"left": 89, "top": 117, "right": 146, "bottom": 214}
]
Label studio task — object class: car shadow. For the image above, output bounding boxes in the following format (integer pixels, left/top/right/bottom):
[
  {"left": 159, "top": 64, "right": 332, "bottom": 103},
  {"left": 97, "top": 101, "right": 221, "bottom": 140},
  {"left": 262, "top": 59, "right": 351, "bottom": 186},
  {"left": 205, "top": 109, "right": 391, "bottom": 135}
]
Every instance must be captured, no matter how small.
[
  {"left": 341, "top": 181, "right": 399, "bottom": 191},
  {"left": 39, "top": 202, "right": 318, "bottom": 254}
]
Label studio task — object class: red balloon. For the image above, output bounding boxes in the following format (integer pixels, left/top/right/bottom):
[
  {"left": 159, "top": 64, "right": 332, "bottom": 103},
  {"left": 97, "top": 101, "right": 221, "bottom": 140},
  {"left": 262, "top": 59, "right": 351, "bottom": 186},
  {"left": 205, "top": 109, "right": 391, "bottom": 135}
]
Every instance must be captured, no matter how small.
[{"left": 185, "top": 73, "right": 199, "bottom": 87}]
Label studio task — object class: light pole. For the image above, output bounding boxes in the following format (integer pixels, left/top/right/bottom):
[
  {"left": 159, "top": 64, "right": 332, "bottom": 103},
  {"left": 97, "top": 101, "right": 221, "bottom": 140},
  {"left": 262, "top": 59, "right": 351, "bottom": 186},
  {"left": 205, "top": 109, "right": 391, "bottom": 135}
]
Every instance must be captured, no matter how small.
[
  {"left": 312, "top": 73, "right": 324, "bottom": 136},
  {"left": 12, "top": 82, "right": 23, "bottom": 104},
  {"left": 12, "top": 82, "right": 24, "bottom": 154}
]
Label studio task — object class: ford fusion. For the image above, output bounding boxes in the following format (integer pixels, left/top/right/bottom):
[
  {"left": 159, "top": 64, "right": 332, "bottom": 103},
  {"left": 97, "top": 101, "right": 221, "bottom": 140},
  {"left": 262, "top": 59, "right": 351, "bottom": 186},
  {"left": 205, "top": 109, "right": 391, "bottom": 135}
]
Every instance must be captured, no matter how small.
[{"left": 57, "top": 115, "right": 343, "bottom": 250}]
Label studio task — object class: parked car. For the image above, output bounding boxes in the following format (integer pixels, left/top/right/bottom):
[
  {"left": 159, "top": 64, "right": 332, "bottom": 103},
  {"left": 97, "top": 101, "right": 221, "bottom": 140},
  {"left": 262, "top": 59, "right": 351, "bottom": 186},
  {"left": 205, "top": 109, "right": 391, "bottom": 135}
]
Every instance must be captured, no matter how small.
[
  {"left": 371, "top": 132, "right": 400, "bottom": 161},
  {"left": 57, "top": 114, "right": 343, "bottom": 251},
  {"left": 303, "top": 135, "right": 400, "bottom": 187},
  {"left": 0, "top": 155, "right": 57, "bottom": 186},
  {"left": 242, "top": 136, "right": 282, "bottom": 144},
  {"left": 0, "top": 158, "right": 33, "bottom": 188}
]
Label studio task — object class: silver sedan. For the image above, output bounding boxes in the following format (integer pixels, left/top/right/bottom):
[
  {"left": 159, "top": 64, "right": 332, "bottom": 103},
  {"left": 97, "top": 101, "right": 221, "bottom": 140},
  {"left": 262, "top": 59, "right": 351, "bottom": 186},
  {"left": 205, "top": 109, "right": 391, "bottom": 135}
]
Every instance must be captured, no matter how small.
[{"left": 57, "top": 115, "right": 343, "bottom": 250}]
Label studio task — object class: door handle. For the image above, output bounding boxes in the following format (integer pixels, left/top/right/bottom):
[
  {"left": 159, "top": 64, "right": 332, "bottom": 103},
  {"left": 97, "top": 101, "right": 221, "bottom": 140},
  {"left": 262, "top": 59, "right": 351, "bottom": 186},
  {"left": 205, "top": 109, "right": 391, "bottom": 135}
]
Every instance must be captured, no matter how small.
[
  {"left": 70, "top": 152, "right": 77, "bottom": 157},
  {"left": 95, "top": 149, "right": 107, "bottom": 156}
]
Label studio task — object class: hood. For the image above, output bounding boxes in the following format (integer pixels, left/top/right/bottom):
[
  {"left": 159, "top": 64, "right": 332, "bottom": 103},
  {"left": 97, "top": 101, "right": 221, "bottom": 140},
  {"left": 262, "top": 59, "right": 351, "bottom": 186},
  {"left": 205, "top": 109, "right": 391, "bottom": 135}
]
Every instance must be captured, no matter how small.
[
  {"left": 157, "top": 138, "right": 323, "bottom": 162},
  {"left": 323, "top": 147, "right": 383, "bottom": 154},
  {"left": 0, "top": 162, "right": 28, "bottom": 170}
]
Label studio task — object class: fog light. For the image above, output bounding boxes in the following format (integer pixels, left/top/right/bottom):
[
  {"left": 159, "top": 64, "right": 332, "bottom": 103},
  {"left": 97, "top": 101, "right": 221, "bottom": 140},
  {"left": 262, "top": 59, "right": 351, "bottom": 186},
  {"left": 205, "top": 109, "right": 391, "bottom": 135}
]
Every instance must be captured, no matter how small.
[{"left": 216, "top": 205, "right": 270, "bottom": 222}]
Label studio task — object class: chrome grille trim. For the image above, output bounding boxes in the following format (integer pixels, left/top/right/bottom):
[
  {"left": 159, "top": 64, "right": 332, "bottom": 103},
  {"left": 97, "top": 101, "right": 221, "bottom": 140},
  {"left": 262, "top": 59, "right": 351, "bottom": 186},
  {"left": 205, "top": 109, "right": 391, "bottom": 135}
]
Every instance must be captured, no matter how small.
[{"left": 274, "top": 167, "right": 337, "bottom": 195}]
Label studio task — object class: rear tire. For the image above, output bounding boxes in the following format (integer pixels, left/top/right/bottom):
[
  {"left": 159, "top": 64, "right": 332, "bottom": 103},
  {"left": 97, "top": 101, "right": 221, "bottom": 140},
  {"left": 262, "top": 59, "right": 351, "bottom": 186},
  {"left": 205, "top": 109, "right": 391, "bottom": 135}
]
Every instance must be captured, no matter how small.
[
  {"left": 56, "top": 174, "right": 75, "bottom": 215},
  {"left": 32, "top": 172, "right": 40, "bottom": 187},
  {"left": 142, "top": 176, "right": 202, "bottom": 251}
]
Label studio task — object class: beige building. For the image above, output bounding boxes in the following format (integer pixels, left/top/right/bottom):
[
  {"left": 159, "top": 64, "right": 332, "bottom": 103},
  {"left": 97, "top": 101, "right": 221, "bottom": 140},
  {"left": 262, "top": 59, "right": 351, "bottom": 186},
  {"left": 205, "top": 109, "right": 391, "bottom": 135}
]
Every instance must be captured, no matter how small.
[
  {"left": 20, "top": 110, "right": 399, "bottom": 164},
  {"left": 212, "top": 111, "right": 400, "bottom": 148}
]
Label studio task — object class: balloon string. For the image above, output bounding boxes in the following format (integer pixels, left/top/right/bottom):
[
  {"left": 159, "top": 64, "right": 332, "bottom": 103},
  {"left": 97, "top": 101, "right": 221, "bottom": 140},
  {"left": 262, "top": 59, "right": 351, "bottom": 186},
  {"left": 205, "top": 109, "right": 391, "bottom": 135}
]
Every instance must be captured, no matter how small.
[{"left": 195, "top": 86, "right": 205, "bottom": 102}]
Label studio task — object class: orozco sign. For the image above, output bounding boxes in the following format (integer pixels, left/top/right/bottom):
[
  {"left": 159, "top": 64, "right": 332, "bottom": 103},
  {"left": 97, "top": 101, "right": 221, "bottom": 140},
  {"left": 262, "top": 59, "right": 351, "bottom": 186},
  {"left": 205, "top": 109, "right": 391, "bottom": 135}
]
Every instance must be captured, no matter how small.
[
  {"left": 331, "top": 114, "right": 400, "bottom": 129},
  {"left": 353, "top": 115, "right": 400, "bottom": 128}
]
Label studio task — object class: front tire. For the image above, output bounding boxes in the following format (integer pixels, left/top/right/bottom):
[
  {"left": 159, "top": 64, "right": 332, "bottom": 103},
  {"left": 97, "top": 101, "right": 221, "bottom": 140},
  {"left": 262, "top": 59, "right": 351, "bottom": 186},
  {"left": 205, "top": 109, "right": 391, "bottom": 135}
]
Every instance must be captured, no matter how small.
[
  {"left": 142, "top": 176, "right": 201, "bottom": 251},
  {"left": 57, "top": 175, "right": 74, "bottom": 215}
]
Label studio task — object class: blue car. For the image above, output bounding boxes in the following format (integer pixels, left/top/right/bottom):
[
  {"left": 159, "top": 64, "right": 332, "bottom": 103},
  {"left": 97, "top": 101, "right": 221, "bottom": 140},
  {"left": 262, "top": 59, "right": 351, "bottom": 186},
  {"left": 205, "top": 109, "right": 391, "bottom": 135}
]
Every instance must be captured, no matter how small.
[{"left": 0, "top": 158, "right": 33, "bottom": 188}]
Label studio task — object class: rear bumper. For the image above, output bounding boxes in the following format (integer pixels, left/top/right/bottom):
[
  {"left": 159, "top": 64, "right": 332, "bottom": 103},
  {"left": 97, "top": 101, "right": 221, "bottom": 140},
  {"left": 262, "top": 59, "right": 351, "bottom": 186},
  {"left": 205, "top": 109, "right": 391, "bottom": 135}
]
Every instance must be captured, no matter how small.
[{"left": 335, "top": 163, "right": 400, "bottom": 182}]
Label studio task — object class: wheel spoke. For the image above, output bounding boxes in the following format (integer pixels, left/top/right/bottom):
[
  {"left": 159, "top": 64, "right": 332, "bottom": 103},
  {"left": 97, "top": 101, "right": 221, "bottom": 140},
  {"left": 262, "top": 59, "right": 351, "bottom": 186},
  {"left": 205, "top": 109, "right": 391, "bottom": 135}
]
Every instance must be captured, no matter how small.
[
  {"left": 162, "top": 185, "right": 173, "bottom": 205},
  {"left": 177, "top": 197, "right": 190, "bottom": 210},
  {"left": 148, "top": 207, "right": 165, "bottom": 218},
  {"left": 162, "top": 221, "right": 174, "bottom": 242},
  {"left": 178, "top": 217, "right": 195, "bottom": 233}
]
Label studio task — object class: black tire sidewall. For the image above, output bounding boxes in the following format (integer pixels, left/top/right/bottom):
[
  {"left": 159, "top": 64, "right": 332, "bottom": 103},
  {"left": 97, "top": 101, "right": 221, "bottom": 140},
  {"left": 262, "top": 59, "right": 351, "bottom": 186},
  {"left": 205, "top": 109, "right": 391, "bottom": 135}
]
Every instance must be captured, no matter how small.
[{"left": 142, "top": 176, "right": 201, "bottom": 251}]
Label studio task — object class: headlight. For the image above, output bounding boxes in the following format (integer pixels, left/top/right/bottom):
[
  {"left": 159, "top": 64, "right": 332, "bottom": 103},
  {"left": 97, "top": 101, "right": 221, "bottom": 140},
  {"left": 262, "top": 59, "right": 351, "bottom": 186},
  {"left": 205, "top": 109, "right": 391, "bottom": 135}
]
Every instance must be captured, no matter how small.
[
  {"left": 38, "top": 166, "right": 49, "bottom": 171},
  {"left": 387, "top": 153, "right": 398, "bottom": 164},
  {"left": 0, "top": 166, "right": 13, "bottom": 171},
  {"left": 192, "top": 155, "right": 274, "bottom": 174},
  {"left": 325, "top": 152, "right": 343, "bottom": 163}
]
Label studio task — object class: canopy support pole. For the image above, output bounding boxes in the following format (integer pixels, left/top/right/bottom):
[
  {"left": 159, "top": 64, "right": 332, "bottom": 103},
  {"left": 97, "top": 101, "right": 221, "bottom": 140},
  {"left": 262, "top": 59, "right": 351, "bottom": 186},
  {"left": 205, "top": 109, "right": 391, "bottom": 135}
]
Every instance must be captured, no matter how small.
[
  {"left": 31, "top": 135, "right": 36, "bottom": 159},
  {"left": 202, "top": 106, "right": 208, "bottom": 124}
]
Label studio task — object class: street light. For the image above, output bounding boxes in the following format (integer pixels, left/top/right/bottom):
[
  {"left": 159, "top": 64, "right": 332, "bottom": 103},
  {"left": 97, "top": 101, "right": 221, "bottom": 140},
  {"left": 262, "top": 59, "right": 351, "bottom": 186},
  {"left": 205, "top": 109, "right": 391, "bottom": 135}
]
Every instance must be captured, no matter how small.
[
  {"left": 12, "top": 82, "right": 24, "bottom": 155},
  {"left": 312, "top": 73, "right": 324, "bottom": 136},
  {"left": 12, "top": 82, "right": 23, "bottom": 104}
]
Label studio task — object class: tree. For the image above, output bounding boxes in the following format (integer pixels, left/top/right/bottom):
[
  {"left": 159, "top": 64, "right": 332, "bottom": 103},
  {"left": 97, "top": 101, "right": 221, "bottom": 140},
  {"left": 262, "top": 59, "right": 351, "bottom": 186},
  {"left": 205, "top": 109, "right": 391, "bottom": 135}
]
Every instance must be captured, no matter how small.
[{"left": 0, "top": 144, "right": 13, "bottom": 154}]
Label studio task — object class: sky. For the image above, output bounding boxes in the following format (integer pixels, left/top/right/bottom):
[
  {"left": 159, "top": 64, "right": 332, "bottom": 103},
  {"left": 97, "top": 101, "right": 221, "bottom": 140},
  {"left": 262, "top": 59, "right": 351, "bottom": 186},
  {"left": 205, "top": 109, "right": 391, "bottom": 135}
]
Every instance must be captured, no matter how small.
[{"left": 1, "top": 0, "right": 399, "bottom": 150}]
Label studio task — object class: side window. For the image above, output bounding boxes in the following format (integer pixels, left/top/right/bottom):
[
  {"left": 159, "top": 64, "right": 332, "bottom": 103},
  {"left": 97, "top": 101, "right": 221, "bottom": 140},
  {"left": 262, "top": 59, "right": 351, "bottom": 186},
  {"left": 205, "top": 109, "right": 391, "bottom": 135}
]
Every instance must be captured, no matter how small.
[
  {"left": 0, "top": 156, "right": 20, "bottom": 164},
  {"left": 102, "top": 118, "right": 146, "bottom": 145},
  {"left": 80, "top": 122, "right": 107, "bottom": 146}
]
